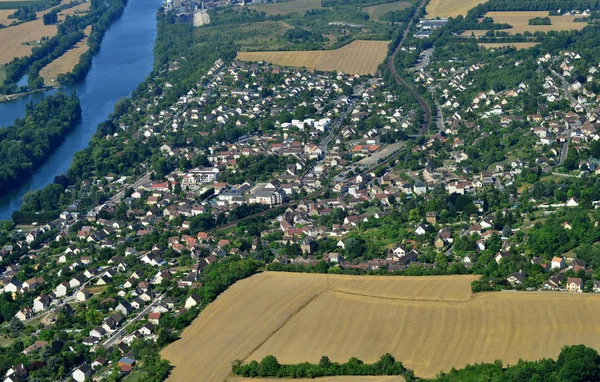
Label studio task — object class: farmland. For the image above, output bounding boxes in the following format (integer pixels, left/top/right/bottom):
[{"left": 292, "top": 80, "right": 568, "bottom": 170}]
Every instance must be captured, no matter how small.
[
  {"left": 479, "top": 42, "right": 540, "bottom": 50},
  {"left": 426, "top": 0, "right": 486, "bottom": 18},
  {"left": 236, "top": 40, "right": 390, "bottom": 75},
  {"left": 57, "top": 1, "right": 90, "bottom": 21},
  {"left": 162, "top": 272, "right": 600, "bottom": 381},
  {"left": 249, "top": 0, "right": 322, "bottom": 16},
  {"left": 0, "top": 18, "right": 56, "bottom": 64},
  {"left": 0, "top": 10, "right": 14, "bottom": 25},
  {"left": 39, "top": 24, "right": 91, "bottom": 85},
  {"left": 465, "top": 12, "right": 588, "bottom": 35},
  {"left": 363, "top": 1, "right": 411, "bottom": 21},
  {"left": 228, "top": 377, "right": 405, "bottom": 382}
]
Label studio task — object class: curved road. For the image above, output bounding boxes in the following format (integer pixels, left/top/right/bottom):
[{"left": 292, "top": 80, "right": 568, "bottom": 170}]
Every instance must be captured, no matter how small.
[{"left": 387, "top": 0, "right": 432, "bottom": 135}]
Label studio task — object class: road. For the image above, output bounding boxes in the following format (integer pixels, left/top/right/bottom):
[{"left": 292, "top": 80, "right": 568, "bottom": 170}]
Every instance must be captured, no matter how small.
[
  {"left": 387, "top": 0, "right": 432, "bottom": 135},
  {"left": 559, "top": 140, "right": 569, "bottom": 165},
  {"left": 106, "top": 172, "right": 151, "bottom": 207},
  {"left": 102, "top": 293, "right": 165, "bottom": 349},
  {"left": 549, "top": 68, "right": 590, "bottom": 114}
]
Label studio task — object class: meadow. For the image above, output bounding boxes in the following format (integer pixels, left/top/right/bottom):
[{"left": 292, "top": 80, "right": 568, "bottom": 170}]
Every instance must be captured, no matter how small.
[
  {"left": 249, "top": 0, "right": 322, "bottom": 16},
  {"left": 236, "top": 40, "right": 390, "bottom": 75},
  {"left": 363, "top": 1, "right": 411, "bottom": 21}
]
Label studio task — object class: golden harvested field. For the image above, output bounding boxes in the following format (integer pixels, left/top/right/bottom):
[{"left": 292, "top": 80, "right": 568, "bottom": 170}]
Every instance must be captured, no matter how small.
[
  {"left": 0, "top": 19, "right": 56, "bottom": 64},
  {"left": 236, "top": 40, "right": 390, "bottom": 75},
  {"left": 40, "top": 25, "right": 91, "bottom": 84},
  {"left": 464, "top": 11, "right": 588, "bottom": 35},
  {"left": 0, "top": 10, "right": 15, "bottom": 25},
  {"left": 162, "top": 272, "right": 329, "bottom": 382},
  {"left": 363, "top": 1, "right": 411, "bottom": 21},
  {"left": 479, "top": 42, "right": 540, "bottom": 50},
  {"left": 163, "top": 272, "right": 600, "bottom": 381},
  {"left": 426, "top": 0, "right": 486, "bottom": 18},
  {"left": 249, "top": 0, "right": 322, "bottom": 16}
]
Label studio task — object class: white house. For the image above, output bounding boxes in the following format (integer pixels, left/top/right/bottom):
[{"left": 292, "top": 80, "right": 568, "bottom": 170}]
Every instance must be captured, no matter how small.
[
  {"left": 185, "top": 294, "right": 201, "bottom": 309},
  {"left": 55, "top": 281, "right": 69, "bottom": 298},
  {"left": 566, "top": 277, "right": 583, "bottom": 292},
  {"left": 72, "top": 364, "right": 92, "bottom": 382},
  {"left": 551, "top": 256, "right": 566, "bottom": 270}
]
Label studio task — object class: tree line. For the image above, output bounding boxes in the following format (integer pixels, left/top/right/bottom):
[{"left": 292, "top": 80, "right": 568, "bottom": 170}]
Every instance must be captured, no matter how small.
[
  {"left": 232, "top": 345, "right": 600, "bottom": 381},
  {"left": 232, "top": 353, "right": 413, "bottom": 379}
]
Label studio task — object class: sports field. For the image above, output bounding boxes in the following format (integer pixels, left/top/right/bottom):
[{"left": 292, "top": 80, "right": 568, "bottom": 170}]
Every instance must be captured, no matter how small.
[
  {"left": 464, "top": 11, "right": 587, "bottom": 35},
  {"left": 236, "top": 40, "right": 390, "bottom": 75},
  {"left": 40, "top": 25, "right": 91, "bottom": 85},
  {"left": 363, "top": 1, "right": 411, "bottom": 21},
  {"left": 426, "top": 0, "right": 486, "bottom": 18},
  {"left": 162, "top": 272, "right": 600, "bottom": 381},
  {"left": 249, "top": 0, "right": 322, "bottom": 16},
  {"left": 479, "top": 42, "right": 539, "bottom": 50}
]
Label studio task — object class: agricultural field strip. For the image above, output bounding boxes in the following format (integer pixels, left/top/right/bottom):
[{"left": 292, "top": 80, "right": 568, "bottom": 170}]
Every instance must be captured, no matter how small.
[
  {"left": 236, "top": 40, "right": 390, "bottom": 76},
  {"left": 463, "top": 12, "right": 587, "bottom": 35},
  {"left": 426, "top": 0, "right": 487, "bottom": 18},
  {"left": 39, "top": 24, "right": 92, "bottom": 82}
]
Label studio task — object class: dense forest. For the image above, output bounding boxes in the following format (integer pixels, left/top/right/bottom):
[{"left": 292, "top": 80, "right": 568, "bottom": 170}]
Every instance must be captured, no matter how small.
[{"left": 0, "top": 93, "right": 81, "bottom": 195}]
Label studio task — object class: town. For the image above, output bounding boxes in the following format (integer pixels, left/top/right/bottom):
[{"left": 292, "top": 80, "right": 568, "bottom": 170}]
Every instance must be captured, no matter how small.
[{"left": 1, "top": 0, "right": 600, "bottom": 379}]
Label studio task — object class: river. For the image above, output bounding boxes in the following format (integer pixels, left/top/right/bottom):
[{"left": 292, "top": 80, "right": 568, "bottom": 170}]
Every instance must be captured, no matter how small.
[{"left": 0, "top": 0, "right": 161, "bottom": 220}]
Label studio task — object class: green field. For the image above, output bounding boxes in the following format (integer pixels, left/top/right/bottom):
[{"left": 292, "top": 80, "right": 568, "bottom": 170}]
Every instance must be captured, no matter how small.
[
  {"left": 196, "top": 21, "right": 295, "bottom": 52},
  {"left": 0, "top": 68, "right": 5, "bottom": 86},
  {"left": 249, "top": 0, "right": 323, "bottom": 16},
  {"left": 363, "top": 1, "right": 411, "bottom": 21}
]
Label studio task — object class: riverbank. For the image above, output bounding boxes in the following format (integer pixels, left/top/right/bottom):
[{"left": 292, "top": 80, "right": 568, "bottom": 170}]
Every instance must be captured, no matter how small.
[
  {"left": 0, "top": 86, "right": 57, "bottom": 104},
  {"left": 0, "top": 0, "right": 161, "bottom": 219}
]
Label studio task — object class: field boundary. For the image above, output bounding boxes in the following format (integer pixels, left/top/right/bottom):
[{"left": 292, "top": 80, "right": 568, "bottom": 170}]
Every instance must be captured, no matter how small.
[
  {"left": 238, "top": 290, "right": 327, "bottom": 365},
  {"left": 330, "top": 288, "right": 475, "bottom": 303}
]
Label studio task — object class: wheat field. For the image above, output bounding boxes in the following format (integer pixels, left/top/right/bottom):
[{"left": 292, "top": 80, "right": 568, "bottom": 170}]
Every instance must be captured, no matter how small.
[
  {"left": 236, "top": 40, "right": 390, "bottom": 76},
  {"left": 0, "top": 19, "right": 56, "bottom": 64},
  {"left": 463, "top": 12, "right": 588, "bottom": 35},
  {"left": 426, "top": 0, "right": 487, "bottom": 18},
  {"left": 162, "top": 272, "right": 600, "bottom": 381}
]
